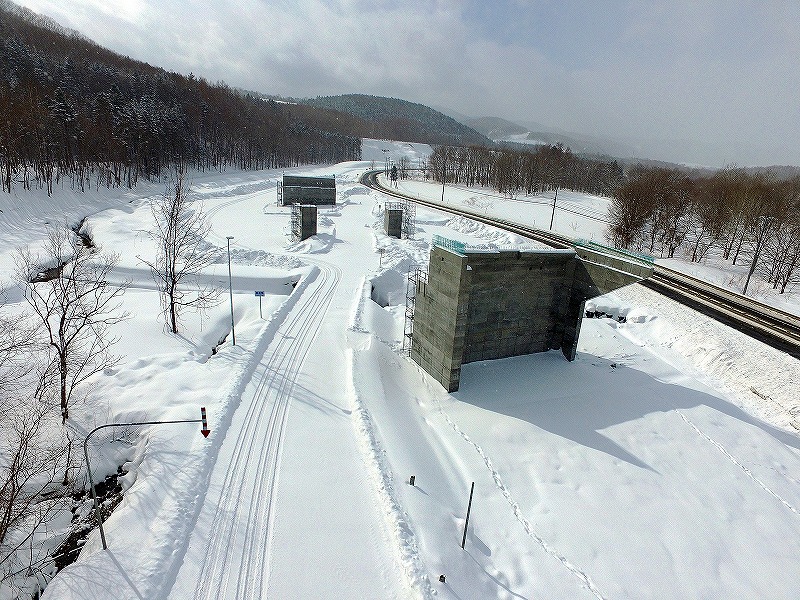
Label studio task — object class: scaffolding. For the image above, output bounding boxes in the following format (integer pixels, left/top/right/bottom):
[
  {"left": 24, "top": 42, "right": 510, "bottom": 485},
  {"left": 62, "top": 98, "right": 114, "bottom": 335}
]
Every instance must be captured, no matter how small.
[
  {"left": 403, "top": 266, "right": 425, "bottom": 354},
  {"left": 386, "top": 201, "right": 404, "bottom": 213},
  {"left": 402, "top": 198, "right": 416, "bottom": 239},
  {"left": 290, "top": 203, "right": 301, "bottom": 242}
]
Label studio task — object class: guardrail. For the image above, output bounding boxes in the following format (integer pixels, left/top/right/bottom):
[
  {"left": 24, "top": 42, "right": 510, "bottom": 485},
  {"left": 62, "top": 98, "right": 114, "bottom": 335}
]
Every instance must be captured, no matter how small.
[
  {"left": 575, "top": 238, "right": 655, "bottom": 265},
  {"left": 362, "top": 169, "right": 800, "bottom": 355},
  {"left": 432, "top": 234, "right": 467, "bottom": 254}
]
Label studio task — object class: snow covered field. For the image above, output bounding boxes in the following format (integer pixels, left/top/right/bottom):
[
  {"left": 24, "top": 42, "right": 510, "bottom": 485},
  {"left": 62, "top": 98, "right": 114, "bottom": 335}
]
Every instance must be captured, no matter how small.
[{"left": 1, "top": 139, "right": 798, "bottom": 599}]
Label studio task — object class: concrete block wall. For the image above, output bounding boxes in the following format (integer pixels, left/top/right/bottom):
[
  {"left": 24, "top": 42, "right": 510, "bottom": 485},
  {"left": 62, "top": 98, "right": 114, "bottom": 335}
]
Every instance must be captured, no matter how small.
[
  {"left": 299, "top": 205, "right": 317, "bottom": 241},
  {"left": 575, "top": 247, "right": 653, "bottom": 284},
  {"left": 410, "top": 247, "right": 470, "bottom": 391},
  {"left": 410, "top": 244, "right": 651, "bottom": 392},
  {"left": 460, "top": 250, "right": 575, "bottom": 365},
  {"left": 385, "top": 209, "right": 403, "bottom": 238},
  {"left": 560, "top": 251, "right": 652, "bottom": 360}
]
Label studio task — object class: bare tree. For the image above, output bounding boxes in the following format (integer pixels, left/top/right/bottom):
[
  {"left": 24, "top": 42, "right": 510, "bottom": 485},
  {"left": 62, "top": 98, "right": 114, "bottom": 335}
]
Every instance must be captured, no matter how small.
[
  {"left": 761, "top": 217, "right": 800, "bottom": 294},
  {"left": 0, "top": 400, "right": 69, "bottom": 579},
  {"left": 607, "top": 165, "right": 658, "bottom": 250},
  {"left": 0, "top": 305, "right": 72, "bottom": 590},
  {"left": 684, "top": 176, "right": 728, "bottom": 262},
  {"left": 397, "top": 155, "right": 410, "bottom": 180},
  {"left": 17, "top": 226, "right": 128, "bottom": 424},
  {"left": 141, "top": 165, "right": 220, "bottom": 334},
  {"left": 739, "top": 174, "right": 786, "bottom": 295}
]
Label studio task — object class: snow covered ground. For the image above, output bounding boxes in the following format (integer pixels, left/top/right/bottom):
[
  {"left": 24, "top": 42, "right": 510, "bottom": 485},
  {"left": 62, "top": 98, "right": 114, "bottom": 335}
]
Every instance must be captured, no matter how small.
[{"left": 1, "top": 138, "right": 797, "bottom": 599}]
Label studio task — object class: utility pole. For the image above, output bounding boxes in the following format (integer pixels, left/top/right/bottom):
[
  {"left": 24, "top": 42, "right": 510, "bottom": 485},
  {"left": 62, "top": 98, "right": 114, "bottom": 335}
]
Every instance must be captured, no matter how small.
[
  {"left": 550, "top": 147, "right": 564, "bottom": 231},
  {"left": 549, "top": 186, "right": 558, "bottom": 231},
  {"left": 441, "top": 157, "right": 446, "bottom": 204}
]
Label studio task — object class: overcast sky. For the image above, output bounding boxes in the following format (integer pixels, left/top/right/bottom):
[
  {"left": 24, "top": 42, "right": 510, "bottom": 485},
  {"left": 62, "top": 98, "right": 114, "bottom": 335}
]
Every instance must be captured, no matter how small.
[{"left": 14, "top": 0, "right": 800, "bottom": 167}]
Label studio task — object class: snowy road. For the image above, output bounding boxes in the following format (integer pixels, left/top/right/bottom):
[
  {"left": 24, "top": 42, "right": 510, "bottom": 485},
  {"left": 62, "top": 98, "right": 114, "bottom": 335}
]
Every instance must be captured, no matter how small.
[
  {"left": 165, "top": 264, "right": 336, "bottom": 598},
  {"left": 166, "top": 201, "right": 408, "bottom": 598}
]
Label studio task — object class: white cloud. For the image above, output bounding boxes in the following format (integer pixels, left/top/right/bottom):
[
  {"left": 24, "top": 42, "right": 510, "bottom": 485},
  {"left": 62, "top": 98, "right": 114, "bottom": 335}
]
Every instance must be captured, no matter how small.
[{"left": 10, "top": 0, "right": 800, "bottom": 166}]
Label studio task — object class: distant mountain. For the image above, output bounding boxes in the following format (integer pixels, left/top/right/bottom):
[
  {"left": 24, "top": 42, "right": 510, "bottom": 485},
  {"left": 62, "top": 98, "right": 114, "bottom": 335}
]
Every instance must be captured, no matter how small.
[
  {"left": 460, "top": 113, "right": 630, "bottom": 157},
  {"left": 465, "top": 116, "right": 527, "bottom": 139},
  {"left": 302, "top": 94, "right": 492, "bottom": 147}
]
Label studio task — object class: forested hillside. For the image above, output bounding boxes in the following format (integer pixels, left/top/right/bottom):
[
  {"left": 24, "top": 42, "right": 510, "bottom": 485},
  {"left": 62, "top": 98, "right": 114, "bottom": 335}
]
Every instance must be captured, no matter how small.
[
  {"left": 303, "top": 94, "right": 492, "bottom": 147},
  {"left": 0, "top": 1, "right": 360, "bottom": 194}
]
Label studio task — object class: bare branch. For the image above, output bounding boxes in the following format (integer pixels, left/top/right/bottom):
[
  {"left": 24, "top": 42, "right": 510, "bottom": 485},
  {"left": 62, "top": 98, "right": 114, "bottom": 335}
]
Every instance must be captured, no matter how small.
[
  {"left": 140, "top": 164, "right": 221, "bottom": 333},
  {"left": 16, "top": 224, "right": 129, "bottom": 423}
]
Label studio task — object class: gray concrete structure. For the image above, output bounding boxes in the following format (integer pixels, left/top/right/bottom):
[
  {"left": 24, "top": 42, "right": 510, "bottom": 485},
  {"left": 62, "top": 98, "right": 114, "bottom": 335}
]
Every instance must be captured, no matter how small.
[
  {"left": 281, "top": 175, "right": 336, "bottom": 206},
  {"left": 291, "top": 204, "right": 318, "bottom": 242},
  {"left": 385, "top": 206, "right": 404, "bottom": 238},
  {"left": 410, "top": 242, "right": 652, "bottom": 391}
]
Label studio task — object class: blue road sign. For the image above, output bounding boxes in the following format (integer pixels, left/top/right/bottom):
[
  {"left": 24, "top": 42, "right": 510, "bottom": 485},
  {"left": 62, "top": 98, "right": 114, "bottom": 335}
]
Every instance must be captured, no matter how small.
[{"left": 255, "top": 291, "right": 265, "bottom": 297}]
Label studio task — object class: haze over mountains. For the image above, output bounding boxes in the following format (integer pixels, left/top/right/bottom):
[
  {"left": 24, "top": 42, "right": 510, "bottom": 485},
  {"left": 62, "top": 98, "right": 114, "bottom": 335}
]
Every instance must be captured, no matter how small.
[
  {"left": 2, "top": 0, "right": 799, "bottom": 176},
  {"left": 11, "top": 0, "right": 800, "bottom": 168},
  {"left": 459, "top": 113, "right": 787, "bottom": 171}
]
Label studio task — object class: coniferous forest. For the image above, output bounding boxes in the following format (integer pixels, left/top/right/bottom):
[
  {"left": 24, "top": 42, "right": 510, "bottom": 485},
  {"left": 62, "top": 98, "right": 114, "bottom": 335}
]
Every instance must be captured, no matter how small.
[{"left": 0, "top": 2, "right": 361, "bottom": 194}]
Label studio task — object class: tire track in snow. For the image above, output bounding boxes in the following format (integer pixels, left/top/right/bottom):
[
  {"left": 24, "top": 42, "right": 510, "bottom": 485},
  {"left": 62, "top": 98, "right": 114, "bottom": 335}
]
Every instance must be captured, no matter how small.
[
  {"left": 202, "top": 181, "right": 276, "bottom": 224},
  {"left": 191, "top": 302, "right": 307, "bottom": 598},
  {"left": 192, "top": 289, "right": 317, "bottom": 599},
  {"left": 180, "top": 261, "right": 340, "bottom": 599},
  {"left": 254, "top": 261, "right": 341, "bottom": 599},
  {"left": 676, "top": 410, "right": 799, "bottom": 516},
  {"left": 194, "top": 350, "right": 287, "bottom": 599},
  {"left": 154, "top": 265, "right": 316, "bottom": 600},
  {"left": 436, "top": 403, "right": 607, "bottom": 600},
  {"left": 203, "top": 263, "right": 339, "bottom": 599}
]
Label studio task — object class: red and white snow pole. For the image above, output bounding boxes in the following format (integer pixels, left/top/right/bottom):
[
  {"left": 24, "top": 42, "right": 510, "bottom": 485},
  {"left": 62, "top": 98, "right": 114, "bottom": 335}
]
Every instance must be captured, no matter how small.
[
  {"left": 201, "top": 406, "right": 211, "bottom": 438},
  {"left": 83, "top": 409, "right": 212, "bottom": 550}
]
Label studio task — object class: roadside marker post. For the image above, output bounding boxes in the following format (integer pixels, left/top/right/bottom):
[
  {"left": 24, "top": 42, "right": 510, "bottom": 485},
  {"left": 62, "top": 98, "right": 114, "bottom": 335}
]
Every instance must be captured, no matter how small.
[
  {"left": 83, "top": 407, "right": 211, "bottom": 550},
  {"left": 255, "top": 290, "right": 265, "bottom": 318},
  {"left": 200, "top": 406, "right": 210, "bottom": 438},
  {"left": 461, "top": 482, "right": 475, "bottom": 549}
]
